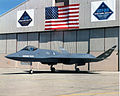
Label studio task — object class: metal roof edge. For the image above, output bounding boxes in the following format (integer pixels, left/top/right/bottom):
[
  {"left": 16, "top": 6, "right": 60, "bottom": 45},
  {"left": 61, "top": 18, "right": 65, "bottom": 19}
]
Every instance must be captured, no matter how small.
[{"left": 0, "top": 26, "right": 119, "bottom": 35}]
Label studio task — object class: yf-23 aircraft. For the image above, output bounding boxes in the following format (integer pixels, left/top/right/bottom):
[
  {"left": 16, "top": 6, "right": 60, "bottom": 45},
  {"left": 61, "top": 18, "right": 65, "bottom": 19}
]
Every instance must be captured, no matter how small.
[{"left": 6, "top": 45, "right": 116, "bottom": 74}]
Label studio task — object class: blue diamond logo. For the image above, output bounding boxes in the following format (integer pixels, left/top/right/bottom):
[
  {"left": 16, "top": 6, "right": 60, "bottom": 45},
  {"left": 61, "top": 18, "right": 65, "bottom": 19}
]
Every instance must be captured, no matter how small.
[
  {"left": 93, "top": 2, "right": 113, "bottom": 20},
  {"left": 18, "top": 11, "right": 32, "bottom": 26}
]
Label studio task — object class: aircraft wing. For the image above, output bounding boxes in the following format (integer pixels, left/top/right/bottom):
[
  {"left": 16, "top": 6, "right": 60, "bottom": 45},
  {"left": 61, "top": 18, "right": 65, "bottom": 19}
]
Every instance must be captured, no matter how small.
[{"left": 45, "top": 45, "right": 117, "bottom": 63}]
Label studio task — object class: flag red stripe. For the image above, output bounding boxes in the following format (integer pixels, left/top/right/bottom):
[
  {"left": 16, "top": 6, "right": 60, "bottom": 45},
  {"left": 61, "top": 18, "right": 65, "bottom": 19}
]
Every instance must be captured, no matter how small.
[
  {"left": 58, "top": 4, "right": 80, "bottom": 8},
  {"left": 45, "top": 19, "right": 79, "bottom": 23},
  {"left": 58, "top": 11, "right": 79, "bottom": 15},
  {"left": 45, "top": 23, "right": 79, "bottom": 27},
  {"left": 45, "top": 27, "right": 79, "bottom": 30},
  {"left": 58, "top": 8, "right": 79, "bottom": 12}
]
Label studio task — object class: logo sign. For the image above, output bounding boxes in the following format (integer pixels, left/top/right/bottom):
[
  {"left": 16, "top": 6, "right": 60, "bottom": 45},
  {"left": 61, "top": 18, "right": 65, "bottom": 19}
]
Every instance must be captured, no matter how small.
[
  {"left": 18, "top": 11, "right": 32, "bottom": 26},
  {"left": 17, "top": 9, "right": 34, "bottom": 27},
  {"left": 93, "top": 2, "right": 113, "bottom": 20},
  {"left": 21, "top": 62, "right": 31, "bottom": 65},
  {"left": 91, "top": 0, "right": 116, "bottom": 22}
]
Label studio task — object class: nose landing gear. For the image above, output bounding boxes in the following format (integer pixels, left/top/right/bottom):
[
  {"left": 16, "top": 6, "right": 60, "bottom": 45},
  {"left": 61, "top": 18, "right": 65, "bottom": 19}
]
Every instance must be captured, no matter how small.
[
  {"left": 75, "top": 64, "right": 80, "bottom": 72},
  {"left": 50, "top": 65, "right": 56, "bottom": 72}
]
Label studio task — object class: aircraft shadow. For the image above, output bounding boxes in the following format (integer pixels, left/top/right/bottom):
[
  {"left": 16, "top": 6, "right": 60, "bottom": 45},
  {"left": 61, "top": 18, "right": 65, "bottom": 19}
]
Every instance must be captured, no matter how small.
[
  {"left": 31, "top": 70, "right": 99, "bottom": 74},
  {"left": 1, "top": 70, "right": 99, "bottom": 75}
]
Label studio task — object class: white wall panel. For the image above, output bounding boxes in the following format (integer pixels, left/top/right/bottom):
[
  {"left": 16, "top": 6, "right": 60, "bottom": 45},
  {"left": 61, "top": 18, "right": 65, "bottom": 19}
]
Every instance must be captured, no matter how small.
[
  {"left": 51, "top": 32, "right": 63, "bottom": 52},
  {"left": 7, "top": 34, "right": 16, "bottom": 53},
  {"left": 39, "top": 32, "right": 50, "bottom": 49},
  {"left": 17, "top": 33, "right": 27, "bottom": 51},
  {"left": 105, "top": 27, "right": 118, "bottom": 51},
  {"left": 28, "top": 33, "right": 38, "bottom": 48},
  {"left": 64, "top": 31, "right": 76, "bottom": 53},
  {"left": 77, "top": 30, "right": 89, "bottom": 53},
  {"left": 0, "top": 35, "right": 6, "bottom": 53},
  {"left": 90, "top": 29, "right": 104, "bottom": 52}
]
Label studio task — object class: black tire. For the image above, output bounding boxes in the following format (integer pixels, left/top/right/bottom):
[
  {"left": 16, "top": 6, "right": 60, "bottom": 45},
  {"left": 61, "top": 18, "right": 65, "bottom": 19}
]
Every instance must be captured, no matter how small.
[
  {"left": 51, "top": 68, "right": 55, "bottom": 72},
  {"left": 29, "top": 70, "right": 33, "bottom": 74},
  {"left": 75, "top": 68, "right": 80, "bottom": 72}
]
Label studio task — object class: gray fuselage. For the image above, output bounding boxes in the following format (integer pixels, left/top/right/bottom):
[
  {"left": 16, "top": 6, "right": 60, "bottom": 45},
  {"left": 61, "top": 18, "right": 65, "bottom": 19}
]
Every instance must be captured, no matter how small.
[{"left": 6, "top": 49, "right": 98, "bottom": 65}]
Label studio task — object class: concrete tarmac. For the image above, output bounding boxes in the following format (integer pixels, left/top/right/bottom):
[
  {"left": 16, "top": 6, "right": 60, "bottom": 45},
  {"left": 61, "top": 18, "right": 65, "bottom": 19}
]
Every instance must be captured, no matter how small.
[{"left": 0, "top": 68, "right": 119, "bottom": 96}]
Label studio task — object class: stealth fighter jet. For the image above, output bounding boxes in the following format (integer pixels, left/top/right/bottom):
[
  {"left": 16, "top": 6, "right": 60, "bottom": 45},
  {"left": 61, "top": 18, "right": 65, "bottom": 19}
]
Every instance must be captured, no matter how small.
[{"left": 6, "top": 45, "right": 116, "bottom": 73}]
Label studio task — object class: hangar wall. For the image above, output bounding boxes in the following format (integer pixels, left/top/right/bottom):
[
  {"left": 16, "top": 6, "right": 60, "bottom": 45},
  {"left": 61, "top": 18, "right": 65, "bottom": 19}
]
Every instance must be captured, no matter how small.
[
  {"left": 0, "top": 0, "right": 119, "bottom": 71},
  {"left": 0, "top": 0, "right": 119, "bottom": 34},
  {"left": 0, "top": 27, "right": 118, "bottom": 71}
]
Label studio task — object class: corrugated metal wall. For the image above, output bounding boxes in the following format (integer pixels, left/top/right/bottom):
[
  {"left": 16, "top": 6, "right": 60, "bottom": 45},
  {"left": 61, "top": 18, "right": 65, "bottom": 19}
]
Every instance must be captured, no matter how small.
[
  {"left": 105, "top": 27, "right": 118, "bottom": 51},
  {"left": 7, "top": 34, "right": 17, "bottom": 53},
  {"left": 51, "top": 31, "right": 63, "bottom": 52},
  {"left": 90, "top": 28, "right": 104, "bottom": 52},
  {"left": 0, "top": 35, "right": 7, "bottom": 53},
  {"left": 0, "top": 27, "right": 118, "bottom": 53},
  {"left": 17, "top": 33, "right": 28, "bottom": 51},
  {"left": 39, "top": 32, "right": 51, "bottom": 49},
  {"left": 77, "top": 30, "right": 89, "bottom": 53},
  {"left": 28, "top": 33, "right": 39, "bottom": 47},
  {"left": 64, "top": 31, "right": 77, "bottom": 53}
]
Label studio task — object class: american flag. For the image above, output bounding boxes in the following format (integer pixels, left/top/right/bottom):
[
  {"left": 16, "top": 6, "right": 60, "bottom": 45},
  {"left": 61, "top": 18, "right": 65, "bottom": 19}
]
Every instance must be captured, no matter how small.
[{"left": 45, "top": 4, "right": 80, "bottom": 30}]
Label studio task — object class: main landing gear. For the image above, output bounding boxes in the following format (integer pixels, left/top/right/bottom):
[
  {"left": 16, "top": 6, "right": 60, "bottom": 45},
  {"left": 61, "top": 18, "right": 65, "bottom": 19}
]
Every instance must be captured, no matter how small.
[
  {"left": 29, "top": 62, "right": 33, "bottom": 74},
  {"left": 75, "top": 64, "right": 80, "bottom": 72},
  {"left": 50, "top": 65, "right": 55, "bottom": 72}
]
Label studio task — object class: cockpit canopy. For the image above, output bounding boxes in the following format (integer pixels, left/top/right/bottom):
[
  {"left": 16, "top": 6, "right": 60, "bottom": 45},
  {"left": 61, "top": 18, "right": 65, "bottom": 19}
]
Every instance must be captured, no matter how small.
[{"left": 21, "top": 46, "right": 38, "bottom": 51}]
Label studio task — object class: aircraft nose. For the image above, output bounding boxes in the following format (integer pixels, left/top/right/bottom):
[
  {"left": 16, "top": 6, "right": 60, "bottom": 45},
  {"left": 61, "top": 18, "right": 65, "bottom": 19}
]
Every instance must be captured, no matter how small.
[
  {"left": 5, "top": 54, "right": 11, "bottom": 59},
  {"left": 5, "top": 54, "right": 15, "bottom": 59}
]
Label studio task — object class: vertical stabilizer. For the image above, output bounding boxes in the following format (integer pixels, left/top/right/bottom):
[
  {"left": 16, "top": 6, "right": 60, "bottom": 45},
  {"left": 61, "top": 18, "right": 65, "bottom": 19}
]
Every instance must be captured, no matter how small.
[{"left": 96, "top": 45, "right": 117, "bottom": 60}]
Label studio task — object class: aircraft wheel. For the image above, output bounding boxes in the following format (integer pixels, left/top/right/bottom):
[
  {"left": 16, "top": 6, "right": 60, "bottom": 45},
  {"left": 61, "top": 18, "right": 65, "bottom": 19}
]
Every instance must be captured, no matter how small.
[
  {"left": 29, "top": 70, "right": 33, "bottom": 74},
  {"left": 51, "top": 68, "right": 55, "bottom": 72},
  {"left": 75, "top": 68, "right": 80, "bottom": 72}
]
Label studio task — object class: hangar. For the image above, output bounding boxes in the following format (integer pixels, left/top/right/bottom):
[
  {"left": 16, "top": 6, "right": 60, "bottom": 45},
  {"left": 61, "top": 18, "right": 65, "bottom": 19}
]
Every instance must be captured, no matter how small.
[{"left": 0, "top": 0, "right": 119, "bottom": 71}]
